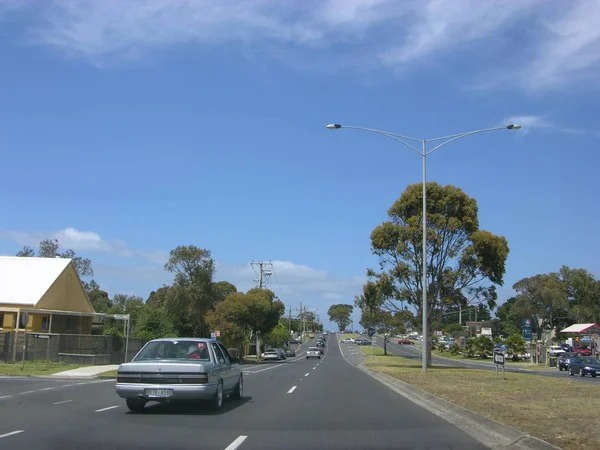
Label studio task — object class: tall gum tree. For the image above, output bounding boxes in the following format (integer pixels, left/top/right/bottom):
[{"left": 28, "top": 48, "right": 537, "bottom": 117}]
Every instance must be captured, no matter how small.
[{"left": 367, "top": 182, "right": 509, "bottom": 366}]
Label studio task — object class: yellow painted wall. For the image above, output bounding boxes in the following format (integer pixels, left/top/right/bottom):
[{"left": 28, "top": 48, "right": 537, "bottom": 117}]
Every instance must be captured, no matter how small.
[{"left": 35, "top": 264, "right": 94, "bottom": 313}]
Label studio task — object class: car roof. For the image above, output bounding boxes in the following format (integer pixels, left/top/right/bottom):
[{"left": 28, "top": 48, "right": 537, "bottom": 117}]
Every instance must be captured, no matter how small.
[{"left": 148, "top": 337, "right": 218, "bottom": 343}]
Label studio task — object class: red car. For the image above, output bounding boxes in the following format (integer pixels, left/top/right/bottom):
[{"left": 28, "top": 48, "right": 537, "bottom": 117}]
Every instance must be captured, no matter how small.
[
  {"left": 318, "top": 347, "right": 325, "bottom": 355},
  {"left": 398, "top": 339, "right": 414, "bottom": 345},
  {"left": 574, "top": 347, "right": 592, "bottom": 356}
]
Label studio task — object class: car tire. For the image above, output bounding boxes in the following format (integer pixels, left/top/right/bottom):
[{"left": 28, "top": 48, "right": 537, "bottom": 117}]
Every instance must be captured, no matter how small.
[
  {"left": 126, "top": 398, "right": 146, "bottom": 412},
  {"left": 211, "top": 380, "right": 224, "bottom": 411},
  {"left": 580, "top": 371, "right": 585, "bottom": 377},
  {"left": 232, "top": 375, "right": 243, "bottom": 400},
  {"left": 306, "top": 356, "right": 309, "bottom": 359},
  {"left": 569, "top": 369, "right": 574, "bottom": 376}
]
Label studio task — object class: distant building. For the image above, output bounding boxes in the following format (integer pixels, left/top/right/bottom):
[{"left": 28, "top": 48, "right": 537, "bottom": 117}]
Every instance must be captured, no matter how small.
[{"left": 0, "top": 256, "right": 95, "bottom": 334}]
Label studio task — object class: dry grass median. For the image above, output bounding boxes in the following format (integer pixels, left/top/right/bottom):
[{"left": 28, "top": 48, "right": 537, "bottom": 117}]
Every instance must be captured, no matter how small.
[{"left": 360, "top": 347, "right": 599, "bottom": 450}]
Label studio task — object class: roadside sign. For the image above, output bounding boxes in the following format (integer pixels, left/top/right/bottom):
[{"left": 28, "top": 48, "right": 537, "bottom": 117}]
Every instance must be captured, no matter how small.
[
  {"left": 522, "top": 318, "right": 532, "bottom": 341},
  {"left": 210, "top": 332, "right": 217, "bottom": 339},
  {"left": 216, "top": 330, "right": 221, "bottom": 338},
  {"left": 493, "top": 352, "right": 505, "bottom": 365},
  {"left": 33, "top": 334, "right": 51, "bottom": 339},
  {"left": 113, "top": 314, "right": 129, "bottom": 320},
  {"left": 494, "top": 351, "right": 505, "bottom": 380}
]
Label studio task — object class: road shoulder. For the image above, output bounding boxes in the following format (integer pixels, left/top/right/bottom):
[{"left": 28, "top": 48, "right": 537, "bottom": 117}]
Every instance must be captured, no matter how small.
[{"left": 356, "top": 361, "right": 560, "bottom": 450}]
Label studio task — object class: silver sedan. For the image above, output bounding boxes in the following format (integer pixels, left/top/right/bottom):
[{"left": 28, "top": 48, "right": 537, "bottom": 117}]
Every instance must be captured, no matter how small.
[{"left": 115, "top": 338, "right": 243, "bottom": 412}]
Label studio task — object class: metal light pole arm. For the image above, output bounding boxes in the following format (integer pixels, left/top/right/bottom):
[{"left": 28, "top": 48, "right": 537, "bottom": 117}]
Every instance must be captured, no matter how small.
[
  {"left": 339, "top": 125, "right": 423, "bottom": 155},
  {"left": 426, "top": 127, "right": 511, "bottom": 155}
]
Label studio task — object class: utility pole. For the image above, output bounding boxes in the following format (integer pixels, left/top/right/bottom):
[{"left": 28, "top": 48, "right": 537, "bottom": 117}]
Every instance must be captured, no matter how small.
[
  {"left": 250, "top": 260, "right": 273, "bottom": 358},
  {"left": 288, "top": 305, "right": 292, "bottom": 338}
]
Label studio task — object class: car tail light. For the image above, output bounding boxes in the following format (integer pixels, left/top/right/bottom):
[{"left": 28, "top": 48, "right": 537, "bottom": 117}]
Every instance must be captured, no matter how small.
[
  {"left": 117, "top": 373, "right": 142, "bottom": 383},
  {"left": 178, "top": 373, "right": 209, "bottom": 384}
]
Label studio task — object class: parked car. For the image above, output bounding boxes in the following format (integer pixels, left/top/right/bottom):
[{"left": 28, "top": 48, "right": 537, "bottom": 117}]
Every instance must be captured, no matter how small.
[
  {"left": 548, "top": 345, "right": 566, "bottom": 357},
  {"left": 115, "top": 338, "right": 242, "bottom": 412},
  {"left": 306, "top": 347, "right": 321, "bottom": 359},
  {"left": 318, "top": 347, "right": 325, "bottom": 355},
  {"left": 398, "top": 339, "right": 414, "bottom": 345},
  {"left": 341, "top": 338, "right": 355, "bottom": 344},
  {"left": 355, "top": 338, "right": 370, "bottom": 346},
  {"left": 569, "top": 356, "right": 600, "bottom": 377},
  {"left": 262, "top": 349, "right": 281, "bottom": 361},
  {"left": 558, "top": 352, "right": 578, "bottom": 371},
  {"left": 574, "top": 347, "right": 592, "bottom": 356},
  {"left": 285, "top": 348, "right": 296, "bottom": 357}
]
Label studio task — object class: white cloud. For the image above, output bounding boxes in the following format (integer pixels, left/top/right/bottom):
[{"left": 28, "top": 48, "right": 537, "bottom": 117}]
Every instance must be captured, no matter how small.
[
  {"left": 3, "top": 0, "right": 599, "bottom": 91},
  {"left": 503, "top": 115, "right": 600, "bottom": 137},
  {"left": 1, "top": 227, "right": 167, "bottom": 262}
]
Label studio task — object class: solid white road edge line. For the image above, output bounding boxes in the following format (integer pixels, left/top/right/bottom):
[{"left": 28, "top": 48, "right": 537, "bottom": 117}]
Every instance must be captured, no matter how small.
[
  {"left": 287, "top": 386, "right": 297, "bottom": 394},
  {"left": 95, "top": 405, "right": 119, "bottom": 412},
  {"left": 224, "top": 435, "right": 248, "bottom": 450},
  {"left": 0, "top": 430, "right": 25, "bottom": 439},
  {"left": 53, "top": 400, "right": 73, "bottom": 405}
]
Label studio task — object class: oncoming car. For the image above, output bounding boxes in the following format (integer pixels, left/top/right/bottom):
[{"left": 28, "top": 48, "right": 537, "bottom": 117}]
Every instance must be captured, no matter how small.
[
  {"left": 115, "top": 338, "right": 242, "bottom": 412},
  {"left": 306, "top": 347, "right": 321, "bottom": 359}
]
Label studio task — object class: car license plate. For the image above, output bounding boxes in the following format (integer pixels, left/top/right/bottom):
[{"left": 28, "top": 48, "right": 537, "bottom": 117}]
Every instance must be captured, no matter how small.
[{"left": 145, "top": 389, "right": 173, "bottom": 398}]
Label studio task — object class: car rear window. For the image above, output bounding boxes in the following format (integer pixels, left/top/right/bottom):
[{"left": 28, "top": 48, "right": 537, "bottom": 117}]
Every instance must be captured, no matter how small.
[
  {"left": 309, "top": 347, "right": 318, "bottom": 351},
  {"left": 134, "top": 340, "right": 211, "bottom": 362}
]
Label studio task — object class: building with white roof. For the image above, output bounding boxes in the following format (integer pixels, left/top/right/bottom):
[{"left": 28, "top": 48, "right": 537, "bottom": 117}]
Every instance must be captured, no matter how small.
[{"left": 0, "top": 256, "right": 95, "bottom": 334}]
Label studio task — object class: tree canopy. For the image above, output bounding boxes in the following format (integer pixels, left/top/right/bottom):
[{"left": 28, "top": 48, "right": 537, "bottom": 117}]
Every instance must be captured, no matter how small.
[
  {"left": 327, "top": 304, "right": 354, "bottom": 331},
  {"left": 363, "top": 182, "right": 509, "bottom": 365}
]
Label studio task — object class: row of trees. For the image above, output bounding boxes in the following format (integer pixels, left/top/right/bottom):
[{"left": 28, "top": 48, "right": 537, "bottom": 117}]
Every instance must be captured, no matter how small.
[
  {"left": 497, "top": 266, "right": 600, "bottom": 339},
  {"left": 16, "top": 241, "right": 287, "bottom": 353}
]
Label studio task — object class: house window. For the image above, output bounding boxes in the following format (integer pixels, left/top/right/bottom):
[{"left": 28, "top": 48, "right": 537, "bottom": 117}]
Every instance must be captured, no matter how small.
[{"left": 41, "top": 316, "right": 49, "bottom": 332}]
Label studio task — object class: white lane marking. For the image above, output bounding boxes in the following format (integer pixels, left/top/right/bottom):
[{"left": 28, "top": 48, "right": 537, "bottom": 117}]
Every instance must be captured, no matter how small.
[
  {"left": 313, "top": 366, "right": 317, "bottom": 370},
  {"left": 0, "top": 430, "right": 24, "bottom": 439},
  {"left": 75, "top": 382, "right": 87, "bottom": 386},
  {"left": 53, "top": 400, "right": 73, "bottom": 405},
  {"left": 224, "top": 435, "right": 248, "bottom": 450},
  {"left": 40, "top": 387, "right": 54, "bottom": 391},
  {"left": 95, "top": 405, "right": 119, "bottom": 412},
  {"left": 20, "top": 390, "right": 36, "bottom": 395},
  {"left": 287, "top": 386, "right": 297, "bottom": 394},
  {"left": 305, "top": 372, "right": 310, "bottom": 377},
  {"left": 0, "top": 395, "right": 12, "bottom": 400}
]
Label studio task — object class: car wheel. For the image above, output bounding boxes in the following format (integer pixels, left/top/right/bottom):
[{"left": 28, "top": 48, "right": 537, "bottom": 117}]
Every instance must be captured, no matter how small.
[
  {"left": 232, "top": 375, "right": 243, "bottom": 400},
  {"left": 126, "top": 398, "right": 146, "bottom": 412},
  {"left": 306, "top": 356, "right": 309, "bottom": 359},
  {"left": 580, "top": 371, "right": 585, "bottom": 377},
  {"left": 569, "top": 368, "right": 574, "bottom": 376},
  {"left": 318, "top": 356, "right": 321, "bottom": 359},
  {"left": 211, "top": 380, "right": 224, "bottom": 411}
]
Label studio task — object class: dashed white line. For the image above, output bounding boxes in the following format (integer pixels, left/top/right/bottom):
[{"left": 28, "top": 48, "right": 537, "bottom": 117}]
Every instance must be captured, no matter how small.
[
  {"left": 0, "top": 430, "right": 24, "bottom": 439},
  {"left": 52, "top": 400, "right": 73, "bottom": 405},
  {"left": 305, "top": 372, "right": 310, "bottom": 377},
  {"left": 313, "top": 366, "right": 317, "bottom": 370},
  {"left": 39, "top": 387, "right": 54, "bottom": 391},
  {"left": 0, "top": 395, "right": 12, "bottom": 400},
  {"left": 287, "top": 386, "right": 297, "bottom": 394},
  {"left": 95, "top": 405, "right": 119, "bottom": 412},
  {"left": 224, "top": 435, "right": 248, "bottom": 450},
  {"left": 20, "top": 390, "right": 36, "bottom": 395}
]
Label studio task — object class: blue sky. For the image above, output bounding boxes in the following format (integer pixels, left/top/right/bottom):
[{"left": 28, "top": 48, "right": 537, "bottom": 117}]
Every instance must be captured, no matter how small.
[{"left": 1, "top": 0, "right": 599, "bottom": 331}]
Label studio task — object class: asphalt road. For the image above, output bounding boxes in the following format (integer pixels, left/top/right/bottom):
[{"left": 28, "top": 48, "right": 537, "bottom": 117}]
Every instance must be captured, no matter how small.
[
  {"left": 0, "top": 334, "right": 487, "bottom": 450},
  {"left": 374, "top": 336, "right": 600, "bottom": 383}
]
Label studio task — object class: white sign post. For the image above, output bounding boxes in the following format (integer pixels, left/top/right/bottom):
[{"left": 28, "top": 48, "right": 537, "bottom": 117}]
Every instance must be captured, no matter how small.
[{"left": 494, "top": 351, "right": 505, "bottom": 380}]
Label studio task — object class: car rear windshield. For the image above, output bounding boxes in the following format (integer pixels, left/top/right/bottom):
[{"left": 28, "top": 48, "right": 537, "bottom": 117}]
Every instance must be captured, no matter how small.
[
  {"left": 562, "top": 352, "right": 577, "bottom": 358},
  {"left": 134, "top": 340, "right": 211, "bottom": 362},
  {"left": 309, "top": 347, "right": 318, "bottom": 351}
]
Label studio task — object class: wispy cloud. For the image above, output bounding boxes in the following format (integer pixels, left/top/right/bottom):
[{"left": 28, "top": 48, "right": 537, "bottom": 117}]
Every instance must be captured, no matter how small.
[
  {"left": 3, "top": 0, "right": 600, "bottom": 92},
  {"left": 1, "top": 227, "right": 168, "bottom": 263}
]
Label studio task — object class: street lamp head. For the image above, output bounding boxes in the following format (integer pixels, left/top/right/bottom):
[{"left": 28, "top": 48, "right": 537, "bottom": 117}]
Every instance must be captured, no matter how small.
[
  {"left": 326, "top": 124, "right": 342, "bottom": 130},
  {"left": 506, "top": 124, "right": 522, "bottom": 130}
]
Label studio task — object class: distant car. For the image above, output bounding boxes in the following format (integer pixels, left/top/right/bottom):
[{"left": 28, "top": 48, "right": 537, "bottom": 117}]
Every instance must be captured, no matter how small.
[
  {"left": 398, "top": 339, "right": 414, "bottom": 345},
  {"left": 558, "top": 352, "right": 578, "bottom": 371},
  {"left": 548, "top": 345, "right": 566, "bottom": 357},
  {"left": 275, "top": 348, "right": 286, "bottom": 360},
  {"left": 263, "top": 349, "right": 280, "bottom": 361},
  {"left": 318, "top": 347, "right": 325, "bottom": 355},
  {"left": 355, "top": 338, "right": 371, "bottom": 346},
  {"left": 341, "top": 338, "right": 355, "bottom": 344},
  {"left": 574, "top": 347, "right": 592, "bottom": 356},
  {"left": 290, "top": 338, "right": 301, "bottom": 345},
  {"left": 115, "top": 338, "right": 242, "bottom": 412},
  {"left": 306, "top": 347, "right": 321, "bottom": 359},
  {"left": 569, "top": 356, "right": 600, "bottom": 377},
  {"left": 285, "top": 348, "right": 296, "bottom": 357}
]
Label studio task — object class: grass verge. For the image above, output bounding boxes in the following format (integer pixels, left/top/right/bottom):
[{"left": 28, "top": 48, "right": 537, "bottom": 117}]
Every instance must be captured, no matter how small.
[
  {"left": 98, "top": 369, "right": 118, "bottom": 378},
  {"left": 431, "top": 350, "right": 556, "bottom": 371},
  {"left": 363, "top": 352, "right": 599, "bottom": 450},
  {"left": 0, "top": 361, "right": 86, "bottom": 376}
]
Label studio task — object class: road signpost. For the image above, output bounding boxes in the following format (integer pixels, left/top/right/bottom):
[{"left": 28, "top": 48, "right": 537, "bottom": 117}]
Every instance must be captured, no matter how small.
[
  {"left": 494, "top": 351, "right": 505, "bottom": 380},
  {"left": 210, "top": 332, "right": 217, "bottom": 339},
  {"left": 522, "top": 318, "right": 532, "bottom": 342}
]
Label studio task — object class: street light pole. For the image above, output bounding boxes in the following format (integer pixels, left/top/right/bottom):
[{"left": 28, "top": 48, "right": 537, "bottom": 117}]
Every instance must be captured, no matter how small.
[{"left": 326, "top": 122, "right": 521, "bottom": 372}]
